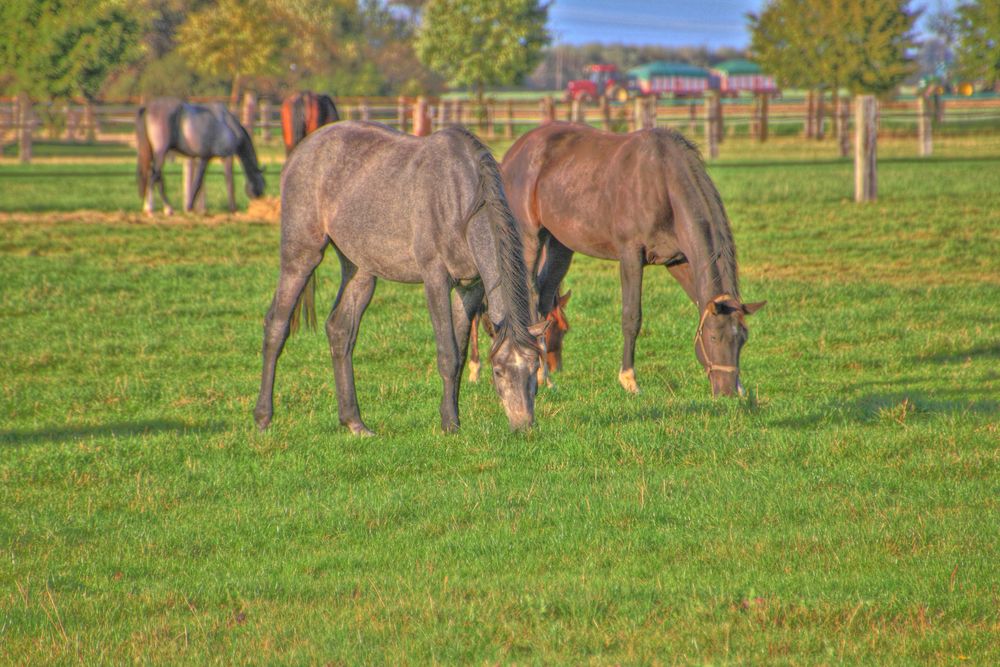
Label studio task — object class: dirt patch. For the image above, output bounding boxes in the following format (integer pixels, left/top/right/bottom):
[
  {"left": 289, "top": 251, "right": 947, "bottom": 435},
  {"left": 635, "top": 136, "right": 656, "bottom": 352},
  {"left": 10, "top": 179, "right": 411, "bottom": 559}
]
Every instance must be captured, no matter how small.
[{"left": 0, "top": 197, "right": 281, "bottom": 226}]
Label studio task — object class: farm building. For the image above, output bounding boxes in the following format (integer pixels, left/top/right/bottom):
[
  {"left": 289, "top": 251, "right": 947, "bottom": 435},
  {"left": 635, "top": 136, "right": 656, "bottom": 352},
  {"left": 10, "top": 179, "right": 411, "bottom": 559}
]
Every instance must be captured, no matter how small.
[
  {"left": 710, "top": 59, "right": 779, "bottom": 95},
  {"left": 628, "top": 61, "right": 710, "bottom": 97}
]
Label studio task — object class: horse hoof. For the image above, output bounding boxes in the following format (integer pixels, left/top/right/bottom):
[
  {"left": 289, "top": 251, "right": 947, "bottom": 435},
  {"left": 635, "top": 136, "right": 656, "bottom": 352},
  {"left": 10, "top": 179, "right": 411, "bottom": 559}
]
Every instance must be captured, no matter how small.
[
  {"left": 349, "top": 424, "right": 375, "bottom": 437},
  {"left": 469, "top": 361, "right": 480, "bottom": 383},
  {"left": 254, "top": 415, "right": 271, "bottom": 431},
  {"left": 618, "top": 368, "right": 641, "bottom": 394},
  {"left": 441, "top": 420, "right": 460, "bottom": 433}
]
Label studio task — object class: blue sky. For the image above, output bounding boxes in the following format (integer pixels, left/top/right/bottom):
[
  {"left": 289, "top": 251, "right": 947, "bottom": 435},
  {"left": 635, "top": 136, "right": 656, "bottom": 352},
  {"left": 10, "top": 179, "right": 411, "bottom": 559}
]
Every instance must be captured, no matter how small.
[{"left": 548, "top": 0, "right": 957, "bottom": 49}]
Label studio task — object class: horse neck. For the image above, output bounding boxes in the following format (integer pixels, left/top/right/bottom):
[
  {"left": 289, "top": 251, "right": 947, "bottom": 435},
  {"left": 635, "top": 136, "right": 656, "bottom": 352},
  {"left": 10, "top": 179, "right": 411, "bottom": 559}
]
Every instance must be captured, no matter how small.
[
  {"left": 669, "top": 168, "right": 739, "bottom": 309},
  {"left": 235, "top": 132, "right": 260, "bottom": 177}
]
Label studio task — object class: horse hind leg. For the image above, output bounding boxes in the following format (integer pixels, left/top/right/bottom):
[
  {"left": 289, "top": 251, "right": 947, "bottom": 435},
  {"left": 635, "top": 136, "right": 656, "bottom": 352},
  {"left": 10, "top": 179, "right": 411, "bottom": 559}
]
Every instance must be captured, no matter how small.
[
  {"left": 325, "top": 250, "right": 378, "bottom": 436},
  {"left": 254, "top": 240, "right": 328, "bottom": 431},
  {"left": 223, "top": 156, "right": 236, "bottom": 213},
  {"left": 151, "top": 150, "right": 175, "bottom": 216}
]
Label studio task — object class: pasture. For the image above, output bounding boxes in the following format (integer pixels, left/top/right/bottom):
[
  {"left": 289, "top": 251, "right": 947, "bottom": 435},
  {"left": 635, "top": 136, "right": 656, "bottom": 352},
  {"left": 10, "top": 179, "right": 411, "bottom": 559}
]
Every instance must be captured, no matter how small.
[{"left": 1, "top": 135, "right": 998, "bottom": 663}]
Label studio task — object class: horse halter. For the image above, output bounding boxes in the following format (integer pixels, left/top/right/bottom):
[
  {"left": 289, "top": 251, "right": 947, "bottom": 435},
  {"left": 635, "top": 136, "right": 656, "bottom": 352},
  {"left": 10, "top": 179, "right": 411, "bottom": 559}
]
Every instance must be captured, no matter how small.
[{"left": 694, "top": 294, "right": 739, "bottom": 376}]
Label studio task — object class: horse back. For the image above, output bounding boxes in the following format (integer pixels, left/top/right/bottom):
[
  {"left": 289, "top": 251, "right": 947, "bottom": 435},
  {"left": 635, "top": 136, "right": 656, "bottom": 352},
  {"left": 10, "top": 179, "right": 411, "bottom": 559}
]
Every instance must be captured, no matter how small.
[
  {"left": 282, "top": 122, "right": 483, "bottom": 283},
  {"left": 503, "top": 123, "right": 671, "bottom": 260}
]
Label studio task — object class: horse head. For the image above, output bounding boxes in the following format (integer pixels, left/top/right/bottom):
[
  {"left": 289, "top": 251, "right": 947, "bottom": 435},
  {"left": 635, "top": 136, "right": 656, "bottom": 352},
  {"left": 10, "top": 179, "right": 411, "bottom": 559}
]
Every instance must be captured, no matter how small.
[
  {"left": 489, "top": 319, "right": 550, "bottom": 430},
  {"left": 694, "top": 294, "right": 766, "bottom": 397},
  {"left": 543, "top": 289, "right": 571, "bottom": 372},
  {"left": 245, "top": 164, "right": 266, "bottom": 199}
]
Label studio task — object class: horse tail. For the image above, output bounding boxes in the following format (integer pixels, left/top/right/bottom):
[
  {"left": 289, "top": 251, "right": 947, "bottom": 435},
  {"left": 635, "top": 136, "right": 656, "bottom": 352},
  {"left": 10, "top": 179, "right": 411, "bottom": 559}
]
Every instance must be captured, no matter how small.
[
  {"left": 289, "top": 272, "right": 317, "bottom": 334},
  {"left": 135, "top": 106, "right": 151, "bottom": 200}
]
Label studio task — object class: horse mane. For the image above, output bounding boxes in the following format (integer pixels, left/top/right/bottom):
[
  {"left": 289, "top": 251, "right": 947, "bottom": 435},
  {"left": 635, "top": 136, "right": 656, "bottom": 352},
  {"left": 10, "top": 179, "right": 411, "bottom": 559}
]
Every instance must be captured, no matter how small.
[
  {"left": 655, "top": 128, "right": 740, "bottom": 299},
  {"left": 448, "top": 126, "right": 539, "bottom": 357}
]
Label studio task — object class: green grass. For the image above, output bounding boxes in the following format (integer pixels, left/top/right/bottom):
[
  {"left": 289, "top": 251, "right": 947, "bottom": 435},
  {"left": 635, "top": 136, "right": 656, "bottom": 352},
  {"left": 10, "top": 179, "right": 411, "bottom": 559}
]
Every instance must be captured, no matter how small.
[{"left": 1, "top": 138, "right": 998, "bottom": 663}]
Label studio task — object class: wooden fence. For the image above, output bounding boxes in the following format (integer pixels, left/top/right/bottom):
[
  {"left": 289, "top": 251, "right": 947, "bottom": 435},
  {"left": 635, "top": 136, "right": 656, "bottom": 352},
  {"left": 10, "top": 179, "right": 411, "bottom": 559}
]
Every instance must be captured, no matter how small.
[{"left": 3, "top": 94, "right": 1000, "bottom": 161}]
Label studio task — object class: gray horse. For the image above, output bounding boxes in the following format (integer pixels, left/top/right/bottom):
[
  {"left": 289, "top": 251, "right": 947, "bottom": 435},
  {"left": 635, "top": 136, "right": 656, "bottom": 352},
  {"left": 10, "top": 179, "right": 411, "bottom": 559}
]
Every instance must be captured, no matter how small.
[
  {"left": 136, "top": 97, "right": 265, "bottom": 215},
  {"left": 254, "top": 121, "right": 548, "bottom": 435}
]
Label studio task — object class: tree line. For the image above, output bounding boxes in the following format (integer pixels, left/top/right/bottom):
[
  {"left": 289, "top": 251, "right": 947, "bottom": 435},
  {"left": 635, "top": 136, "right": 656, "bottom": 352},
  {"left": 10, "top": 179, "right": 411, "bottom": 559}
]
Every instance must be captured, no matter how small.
[{"left": 0, "top": 0, "right": 997, "bottom": 108}]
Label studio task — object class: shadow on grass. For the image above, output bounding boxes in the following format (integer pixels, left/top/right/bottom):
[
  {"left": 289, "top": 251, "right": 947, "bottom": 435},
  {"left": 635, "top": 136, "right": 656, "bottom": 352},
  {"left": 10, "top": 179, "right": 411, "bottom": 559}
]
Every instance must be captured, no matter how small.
[
  {"left": 917, "top": 342, "right": 1000, "bottom": 364},
  {"left": 0, "top": 419, "right": 223, "bottom": 446},
  {"left": 773, "top": 389, "right": 999, "bottom": 429}
]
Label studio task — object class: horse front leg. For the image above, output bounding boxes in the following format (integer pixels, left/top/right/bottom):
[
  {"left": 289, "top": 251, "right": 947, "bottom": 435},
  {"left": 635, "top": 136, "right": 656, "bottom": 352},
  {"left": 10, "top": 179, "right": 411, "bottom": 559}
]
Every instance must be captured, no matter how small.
[
  {"left": 618, "top": 248, "right": 645, "bottom": 394},
  {"left": 186, "top": 158, "right": 209, "bottom": 214},
  {"left": 325, "top": 255, "right": 378, "bottom": 436},
  {"left": 254, "top": 241, "right": 327, "bottom": 431},
  {"left": 424, "top": 270, "right": 462, "bottom": 432},
  {"left": 468, "top": 311, "right": 482, "bottom": 382},
  {"left": 536, "top": 236, "right": 573, "bottom": 387},
  {"left": 455, "top": 283, "right": 485, "bottom": 384},
  {"left": 223, "top": 156, "right": 236, "bottom": 213}
]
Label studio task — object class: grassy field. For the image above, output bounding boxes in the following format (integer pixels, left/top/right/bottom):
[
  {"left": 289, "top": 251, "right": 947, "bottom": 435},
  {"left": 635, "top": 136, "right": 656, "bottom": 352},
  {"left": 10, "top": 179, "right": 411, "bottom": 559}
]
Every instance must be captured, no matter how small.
[{"left": 1, "top": 134, "right": 998, "bottom": 663}]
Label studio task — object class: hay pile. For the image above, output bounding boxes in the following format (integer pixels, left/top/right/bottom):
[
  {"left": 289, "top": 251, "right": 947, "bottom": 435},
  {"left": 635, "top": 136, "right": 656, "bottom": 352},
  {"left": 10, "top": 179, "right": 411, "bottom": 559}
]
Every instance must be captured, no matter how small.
[{"left": 245, "top": 196, "right": 281, "bottom": 222}]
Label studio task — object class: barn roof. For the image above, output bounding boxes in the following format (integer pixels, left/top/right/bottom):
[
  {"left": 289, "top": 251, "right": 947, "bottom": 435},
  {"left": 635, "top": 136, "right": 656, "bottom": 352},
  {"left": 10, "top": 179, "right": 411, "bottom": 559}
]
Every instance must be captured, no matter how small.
[
  {"left": 628, "top": 61, "right": 710, "bottom": 80},
  {"left": 712, "top": 59, "right": 763, "bottom": 76}
]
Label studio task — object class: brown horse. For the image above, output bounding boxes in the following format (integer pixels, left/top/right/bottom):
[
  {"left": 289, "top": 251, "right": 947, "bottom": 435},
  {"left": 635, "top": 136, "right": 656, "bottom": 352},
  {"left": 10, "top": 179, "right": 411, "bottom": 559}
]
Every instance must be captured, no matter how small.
[
  {"left": 280, "top": 91, "right": 339, "bottom": 155},
  {"left": 502, "top": 122, "right": 765, "bottom": 397},
  {"left": 468, "top": 289, "right": 571, "bottom": 385}
]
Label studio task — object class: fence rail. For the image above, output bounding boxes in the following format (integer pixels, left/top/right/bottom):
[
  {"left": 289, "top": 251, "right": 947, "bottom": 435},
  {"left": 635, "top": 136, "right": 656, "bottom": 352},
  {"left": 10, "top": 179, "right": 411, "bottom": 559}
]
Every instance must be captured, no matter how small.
[{"left": 3, "top": 95, "right": 1000, "bottom": 160}]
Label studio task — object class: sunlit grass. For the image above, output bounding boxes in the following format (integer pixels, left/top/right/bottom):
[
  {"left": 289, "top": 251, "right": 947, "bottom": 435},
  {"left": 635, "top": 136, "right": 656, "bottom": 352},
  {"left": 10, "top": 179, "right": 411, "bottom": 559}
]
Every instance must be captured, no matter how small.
[{"left": 1, "top": 140, "right": 997, "bottom": 663}]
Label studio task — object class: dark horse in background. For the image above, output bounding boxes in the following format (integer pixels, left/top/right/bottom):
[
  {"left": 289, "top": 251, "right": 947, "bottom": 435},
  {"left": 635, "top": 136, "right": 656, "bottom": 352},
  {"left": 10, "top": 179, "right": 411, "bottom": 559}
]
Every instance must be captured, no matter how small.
[
  {"left": 255, "top": 121, "right": 548, "bottom": 435},
  {"left": 502, "top": 122, "right": 765, "bottom": 397},
  {"left": 280, "top": 91, "right": 339, "bottom": 155},
  {"left": 136, "top": 97, "right": 265, "bottom": 215}
]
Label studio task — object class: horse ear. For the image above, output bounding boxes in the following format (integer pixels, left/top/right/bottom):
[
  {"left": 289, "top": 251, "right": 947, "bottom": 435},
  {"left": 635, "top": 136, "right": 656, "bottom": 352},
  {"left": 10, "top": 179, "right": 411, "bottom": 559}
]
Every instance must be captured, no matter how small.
[
  {"left": 528, "top": 319, "right": 551, "bottom": 338},
  {"left": 742, "top": 301, "right": 767, "bottom": 315},
  {"left": 558, "top": 290, "right": 572, "bottom": 307}
]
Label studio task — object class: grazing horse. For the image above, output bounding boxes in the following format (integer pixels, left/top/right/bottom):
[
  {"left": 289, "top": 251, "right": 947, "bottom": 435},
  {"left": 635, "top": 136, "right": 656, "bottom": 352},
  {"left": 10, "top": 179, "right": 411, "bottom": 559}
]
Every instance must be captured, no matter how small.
[
  {"left": 255, "top": 121, "right": 548, "bottom": 435},
  {"left": 502, "top": 122, "right": 765, "bottom": 397},
  {"left": 136, "top": 97, "right": 265, "bottom": 215},
  {"left": 468, "top": 289, "right": 571, "bottom": 384},
  {"left": 280, "top": 91, "right": 339, "bottom": 155}
]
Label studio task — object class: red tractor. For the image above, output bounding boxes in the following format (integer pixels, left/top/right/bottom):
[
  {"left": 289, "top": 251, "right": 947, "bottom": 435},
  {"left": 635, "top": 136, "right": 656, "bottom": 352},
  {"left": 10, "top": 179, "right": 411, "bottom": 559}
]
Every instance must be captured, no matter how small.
[{"left": 565, "top": 64, "right": 631, "bottom": 103}]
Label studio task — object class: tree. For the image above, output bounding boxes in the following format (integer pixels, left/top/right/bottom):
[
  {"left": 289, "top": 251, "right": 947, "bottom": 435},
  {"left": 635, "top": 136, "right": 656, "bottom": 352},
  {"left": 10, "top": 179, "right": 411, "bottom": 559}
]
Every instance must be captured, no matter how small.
[
  {"left": 955, "top": 0, "right": 1000, "bottom": 88},
  {"left": 415, "top": 0, "right": 549, "bottom": 103},
  {"left": 748, "top": 0, "right": 919, "bottom": 95},
  {"left": 0, "top": 0, "right": 139, "bottom": 100},
  {"left": 176, "top": 0, "right": 286, "bottom": 103}
]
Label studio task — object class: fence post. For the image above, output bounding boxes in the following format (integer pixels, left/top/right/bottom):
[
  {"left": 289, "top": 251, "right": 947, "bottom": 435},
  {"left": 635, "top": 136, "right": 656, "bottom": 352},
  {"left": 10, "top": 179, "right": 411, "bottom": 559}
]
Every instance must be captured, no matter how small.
[
  {"left": 704, "top": 93, "right": 718, "bottom": 159},
  {"left": 397, "top": 96, "right": 408, "bottom": 133},
  {"left": 413, "top": 96, "right": 430, "bottom": 136},
  {"left": 540, "top": 96, "right": 555, "bottom": 125},
  {"left": 918, "top": 95, "right": 932, "bottom": 157},
  {"left": 241, "top": 92, "right": 257, "bottom": 136},
  {"left": 505, "top": 99, "right": 514, "bottom": 138},
  {"left": 838, "top": 96, "right": 850, "bottom": 157},
  {"left": 804, "top": 90, "right": 815, "bottom": 138},
  {"left": 258, "top": 101, "right": 270, "bottom": 144},
  {"left": 18, "top": 92, "right": 33, "bottom": 164},
  {"left": 815, "top": 90, "right": 826, "bottom": 140},
  {"left": 689, "top": 102, "right": 697, "bottom": 136},
  {"left": 759, "top": 93, "right": 770, "bottom": 142},
  {"left": 714, "top": 94, "right": 724, "bottom": 143},
  {"left": 854, "top": 95, "right": 877, "bottom": 202},
  {"left": 83, "top": 102, "right": 97, "bottom": 141},
  {"left": 599, "top": 95, "right": 611, "bottom": 131}
]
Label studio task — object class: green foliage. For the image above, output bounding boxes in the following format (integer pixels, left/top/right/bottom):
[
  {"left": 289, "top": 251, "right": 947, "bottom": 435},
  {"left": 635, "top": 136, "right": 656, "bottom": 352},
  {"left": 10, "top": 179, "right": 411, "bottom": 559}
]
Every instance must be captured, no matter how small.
[
  {"left": 176, "top": 0, "right": 287, "bottom": 101},
  {"left": 0, "top": 0, "right": 139, "bottom": 100},
  {"left": 416, "top": 0, "right": 549, "bottom": 97},
  {"left": 955, "top": 0, "right": 1000, "bottom": 86},
  {"left": 749, "top": 0, "right": 919, "bottom": 95}
]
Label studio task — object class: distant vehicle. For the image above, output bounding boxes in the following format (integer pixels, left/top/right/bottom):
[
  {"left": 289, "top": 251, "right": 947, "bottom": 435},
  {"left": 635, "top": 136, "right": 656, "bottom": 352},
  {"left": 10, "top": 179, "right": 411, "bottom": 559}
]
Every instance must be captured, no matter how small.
[{"left": 565, "top": 64, "right": 631, "bottom": 103}]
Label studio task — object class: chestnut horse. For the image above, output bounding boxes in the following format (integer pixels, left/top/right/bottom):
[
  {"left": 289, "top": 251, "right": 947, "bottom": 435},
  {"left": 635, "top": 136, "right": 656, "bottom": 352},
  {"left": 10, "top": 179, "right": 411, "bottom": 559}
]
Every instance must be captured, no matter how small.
[
  {"left": 502, "top": 122, "right": 765, "bottom": 397},
  {"left": 280, "top": 91, "right": 339, "bottom": 155}
]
